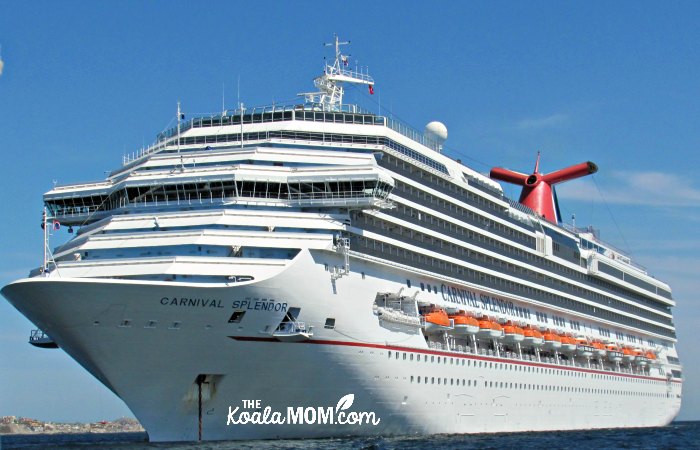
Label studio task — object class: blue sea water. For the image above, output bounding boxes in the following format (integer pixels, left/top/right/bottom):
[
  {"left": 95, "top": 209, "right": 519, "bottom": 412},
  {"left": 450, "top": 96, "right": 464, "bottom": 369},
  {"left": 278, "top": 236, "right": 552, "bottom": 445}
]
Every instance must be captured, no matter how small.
[{"left": 2, "top": 422, "right": 698, "bottom": 450}]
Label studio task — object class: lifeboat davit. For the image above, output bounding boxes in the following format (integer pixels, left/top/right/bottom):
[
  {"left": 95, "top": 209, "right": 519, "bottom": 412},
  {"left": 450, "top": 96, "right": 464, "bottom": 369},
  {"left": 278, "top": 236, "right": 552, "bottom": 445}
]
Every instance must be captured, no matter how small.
[
  {"left": 560, "top": 335, "right": 577, "bottom": 353},
  {"left": 423, "top": 308, "right": 452, "bottom": 333},
  {"left": 606, "top": 344, "right": 623, "bottom": 362},
  {"left": 503, "top": 322, "right": 525, "bottom": 343},
  {"left": 542, "top": 331, "right": 562, "bottom": 350},
  {"left": 521, "top": 326, "right": 544, "bottom": 347},
  {"left": 478, "top": 319, "right": 503, "bottom": 339},
  {"left": 449, "top": 312, "right": 480, "bottom": 335}
]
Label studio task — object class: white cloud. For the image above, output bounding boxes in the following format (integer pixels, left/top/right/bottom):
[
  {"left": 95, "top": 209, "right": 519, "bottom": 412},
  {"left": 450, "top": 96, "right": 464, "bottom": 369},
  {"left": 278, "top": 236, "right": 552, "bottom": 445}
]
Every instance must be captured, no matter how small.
[
  {"left": 515, "top": 113, "right": 568, "bottom": 130},
  {"left": 558, "top": 171, "right": 700, "bottom": 207}
]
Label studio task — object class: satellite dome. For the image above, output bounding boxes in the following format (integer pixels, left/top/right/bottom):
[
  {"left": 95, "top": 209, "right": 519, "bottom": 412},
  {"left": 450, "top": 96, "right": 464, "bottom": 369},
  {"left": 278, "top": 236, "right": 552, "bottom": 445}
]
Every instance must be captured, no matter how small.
[{"left": 425, "top": 121, "right": 448, "bottom": 145}]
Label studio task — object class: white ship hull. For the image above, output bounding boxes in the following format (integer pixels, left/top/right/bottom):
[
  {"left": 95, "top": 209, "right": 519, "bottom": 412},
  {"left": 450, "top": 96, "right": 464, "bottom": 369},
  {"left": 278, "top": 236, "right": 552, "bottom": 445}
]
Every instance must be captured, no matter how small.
[{"left": 2, "top": 251, "right": 682, "bottom": 441}]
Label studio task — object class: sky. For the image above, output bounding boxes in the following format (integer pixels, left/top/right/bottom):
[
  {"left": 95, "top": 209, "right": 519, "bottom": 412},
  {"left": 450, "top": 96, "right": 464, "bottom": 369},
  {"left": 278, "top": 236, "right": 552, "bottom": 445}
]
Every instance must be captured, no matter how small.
[{"left": 0, "top": 1, "right": 699, "bottom": 422}]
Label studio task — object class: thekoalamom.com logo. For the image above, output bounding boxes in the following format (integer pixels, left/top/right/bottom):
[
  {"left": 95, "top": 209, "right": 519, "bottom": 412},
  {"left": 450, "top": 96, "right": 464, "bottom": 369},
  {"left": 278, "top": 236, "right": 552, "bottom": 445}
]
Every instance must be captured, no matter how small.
[{"left": 226, "top": 394, "right": 381, "bottom": 426}]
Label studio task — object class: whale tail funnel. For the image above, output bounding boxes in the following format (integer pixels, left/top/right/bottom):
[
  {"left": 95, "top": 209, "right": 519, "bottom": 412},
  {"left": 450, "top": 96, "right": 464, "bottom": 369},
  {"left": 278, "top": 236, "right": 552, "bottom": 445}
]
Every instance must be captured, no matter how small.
[{"left": 490, "top": 153, "right": 597, "bottom": 223}]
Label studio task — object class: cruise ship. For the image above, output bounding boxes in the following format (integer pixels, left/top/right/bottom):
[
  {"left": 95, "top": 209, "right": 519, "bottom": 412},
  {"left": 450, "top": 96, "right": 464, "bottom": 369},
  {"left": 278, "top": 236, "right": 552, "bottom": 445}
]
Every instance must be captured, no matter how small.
[{"left": 2, "top": 37, "right": 682, "bottom": 441}]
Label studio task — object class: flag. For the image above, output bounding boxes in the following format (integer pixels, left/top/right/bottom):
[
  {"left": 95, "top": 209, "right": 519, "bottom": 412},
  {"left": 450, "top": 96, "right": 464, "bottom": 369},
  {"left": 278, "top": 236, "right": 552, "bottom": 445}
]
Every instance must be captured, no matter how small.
[{"left": 368, "top": 85, "right": 374, "bottom": 95}]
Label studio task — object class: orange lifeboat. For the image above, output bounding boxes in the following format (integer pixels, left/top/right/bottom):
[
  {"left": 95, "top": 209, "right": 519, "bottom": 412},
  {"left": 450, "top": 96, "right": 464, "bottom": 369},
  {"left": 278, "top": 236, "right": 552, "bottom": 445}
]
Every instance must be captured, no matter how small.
[
  {"left": 478, "top": 318, "right": 503, "bottom": 339},
  {"left": 522, "top": 326, "right": 544, "bottom": 347},
  {"left": 606, "top": 344, "right": 623, "bottom": 362},
  {"left": 622, "top": 347, "right": 636, "bottom": 363},
  {"left": 449, "top": 312, "right": 480, "bottom": 335},
  {"left": 559, "top": 334, "right": 577, "bottom": 352},
  {"left": 423, "top": 307, "right": 451, "bottom": 333},
  {"left": 575, "top": 337, "right": 594, "bottom": 357},
  {"left": 543, "top": 331, "right": 562, "bottom": 350},
  {"left": 644, "top": 350, "right": 659, "bottom": 366},
  {"left": 503, "top": 322, "right": 525, "bottom": 343},
  {"left": 633, "top": 348, "right": 648, "bottom": 366},
  {"left": 590, "top": 340, "right": 606, "bottom": 357}
]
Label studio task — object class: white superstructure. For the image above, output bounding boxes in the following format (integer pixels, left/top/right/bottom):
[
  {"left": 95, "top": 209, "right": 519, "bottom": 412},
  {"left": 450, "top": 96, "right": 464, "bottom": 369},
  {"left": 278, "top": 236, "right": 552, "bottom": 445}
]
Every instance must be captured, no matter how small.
[{"left": 2, "top": 37, "right": 682, "bottom": 442}]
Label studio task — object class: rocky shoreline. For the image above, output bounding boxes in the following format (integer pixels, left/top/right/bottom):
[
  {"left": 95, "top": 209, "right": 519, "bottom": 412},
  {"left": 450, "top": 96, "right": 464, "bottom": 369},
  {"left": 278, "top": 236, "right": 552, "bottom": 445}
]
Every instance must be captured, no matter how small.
[{"left": 0, "top": 416, "right": 143, "bottom": 435}]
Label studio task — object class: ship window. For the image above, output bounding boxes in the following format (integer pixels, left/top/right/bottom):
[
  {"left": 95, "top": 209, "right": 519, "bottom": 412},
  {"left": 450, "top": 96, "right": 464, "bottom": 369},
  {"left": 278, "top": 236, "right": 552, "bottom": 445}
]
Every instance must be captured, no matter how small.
[
  {"left": 145, "top": 320, "right": 157, "bottom": 329},
  {"left": 420, "top": 283, "right": 425, "bottom": 291},
  {"left": 406, "top": 279, "right": 411, "bottom": 288},
  {"left": 119, "top": 319, "right": 132, "bottom": 328},
  {"left": 228, "top": 311, "right": 246, "bottom": 323}
]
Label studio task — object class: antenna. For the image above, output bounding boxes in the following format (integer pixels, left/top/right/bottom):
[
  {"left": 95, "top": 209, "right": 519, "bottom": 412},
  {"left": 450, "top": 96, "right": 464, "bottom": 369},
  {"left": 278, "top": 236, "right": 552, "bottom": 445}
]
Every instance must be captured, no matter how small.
[
  {"left": 176, "top": 101, "right": 182, "bottom": 154},
  {"left": 238, "top": 75, "right": 243, "bottom": 149},
  {"left": 324, "top": 33, "right": 350, "bottom": 62},
  {"left": 42, "top": 208, "right": 48, "bottom": 275},
  {"left": 222, "top": 82, "right": 225, "bottom": 115}
]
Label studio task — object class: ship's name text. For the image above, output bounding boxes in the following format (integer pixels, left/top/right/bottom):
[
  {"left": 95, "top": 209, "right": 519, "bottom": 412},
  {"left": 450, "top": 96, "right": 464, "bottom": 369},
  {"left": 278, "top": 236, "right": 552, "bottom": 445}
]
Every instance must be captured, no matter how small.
[
  {"left": 440, "top": 284, "right": 515, "bottom": 314},
  {"left": 159, "top": 297, "right": 287, "bottom": 312},
  {"left": 231, "top": 299, "right": 288, "bottom": 312},
  {"left": 160, "top": 297, "right": 224, "bottom": 308}
]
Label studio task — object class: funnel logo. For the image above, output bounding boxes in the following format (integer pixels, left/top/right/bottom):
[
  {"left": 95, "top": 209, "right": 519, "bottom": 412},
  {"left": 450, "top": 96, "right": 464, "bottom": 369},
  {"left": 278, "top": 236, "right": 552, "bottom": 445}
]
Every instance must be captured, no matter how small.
[{"left": 226, "top": 394, "right": 381, "bottom": 426}]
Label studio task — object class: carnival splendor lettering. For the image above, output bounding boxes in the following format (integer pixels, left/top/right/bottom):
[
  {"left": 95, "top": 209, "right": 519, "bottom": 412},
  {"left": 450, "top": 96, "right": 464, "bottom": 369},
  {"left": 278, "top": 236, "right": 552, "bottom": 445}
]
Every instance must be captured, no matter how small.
[
  {"left": 160, "top": 297, "right": 223, "bottom": 308},
  {"left": 159, "top": 297, "right": 288, "bottom": 312},
  {"left": 440, "top": 284, "right": 516, "bottom": 314}
]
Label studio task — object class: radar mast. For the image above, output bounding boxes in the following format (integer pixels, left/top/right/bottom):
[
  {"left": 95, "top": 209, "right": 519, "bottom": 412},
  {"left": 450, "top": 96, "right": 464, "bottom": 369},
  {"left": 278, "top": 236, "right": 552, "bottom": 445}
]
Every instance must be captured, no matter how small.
[{"left": 300, "top": 34, "right": 374, "bottom": 111}]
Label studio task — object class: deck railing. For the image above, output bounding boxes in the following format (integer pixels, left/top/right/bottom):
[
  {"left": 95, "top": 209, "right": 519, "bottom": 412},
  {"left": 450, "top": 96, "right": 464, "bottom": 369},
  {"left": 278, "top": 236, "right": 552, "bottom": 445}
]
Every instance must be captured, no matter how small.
[{"left": 123, "top": 102, "right": 446, "bottom": 165}]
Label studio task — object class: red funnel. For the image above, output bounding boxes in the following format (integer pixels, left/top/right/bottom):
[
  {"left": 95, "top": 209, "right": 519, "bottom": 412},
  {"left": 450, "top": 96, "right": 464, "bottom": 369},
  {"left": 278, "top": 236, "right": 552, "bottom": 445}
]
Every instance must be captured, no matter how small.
[{"left": 490, "top": 153, "right": 597, "bottom": 223}]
